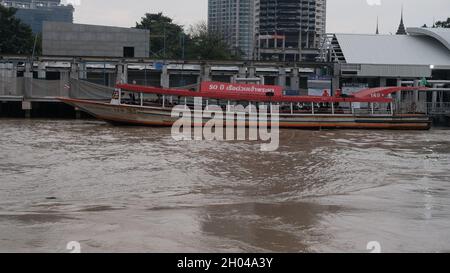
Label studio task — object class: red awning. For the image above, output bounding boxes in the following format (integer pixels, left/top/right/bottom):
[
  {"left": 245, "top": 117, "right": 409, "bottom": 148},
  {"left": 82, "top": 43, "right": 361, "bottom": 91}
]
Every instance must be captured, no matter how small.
[
  {"left": 117, "top": 84, "right": 422, "bottom": 104},
  {"left": 353, "top": 86, "right": 429, "bottom": 98}
]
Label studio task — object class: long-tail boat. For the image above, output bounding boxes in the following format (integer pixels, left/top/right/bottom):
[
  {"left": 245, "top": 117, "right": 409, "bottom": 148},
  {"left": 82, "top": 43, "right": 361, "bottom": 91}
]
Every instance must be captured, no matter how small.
[{"left": 58, "top": 81, "right": 431, "bottom": 130}]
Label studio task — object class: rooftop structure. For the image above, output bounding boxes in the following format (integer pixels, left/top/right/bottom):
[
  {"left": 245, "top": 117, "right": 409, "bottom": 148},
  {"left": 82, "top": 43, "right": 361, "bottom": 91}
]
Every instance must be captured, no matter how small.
[
  {"left": 376, "top": 17, "right": 379, "bottom": 35},
  {"left": 318, "top": 27, "right": 450, "bottom": 110},
  {"left": 331, "top": 33, "right": 450, "bottom": 68},
  {"left": 396, "top": 7, "right": 407, "bottom": 35},
  {"left": 408, "top": 27, "right": 450, "bottom": 51}
]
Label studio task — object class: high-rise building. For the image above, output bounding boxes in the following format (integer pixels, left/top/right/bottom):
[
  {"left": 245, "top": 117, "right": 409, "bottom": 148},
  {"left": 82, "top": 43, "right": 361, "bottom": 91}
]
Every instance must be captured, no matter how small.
[
  {"left": 255, "top": 0, "right": 327, "bottom": 61},
  {"left": 0, "top": 0, "right": 74, "bottom": 33},
  {"left": 208, "top": 0, "right": 256, "bottom": 59},
  {"left": 208, "top": 0, "right": 327, "bottom": 61}
]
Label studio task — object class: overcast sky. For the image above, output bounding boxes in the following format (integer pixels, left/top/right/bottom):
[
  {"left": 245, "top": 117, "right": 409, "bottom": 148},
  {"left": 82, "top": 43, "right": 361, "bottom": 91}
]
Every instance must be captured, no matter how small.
[{"left": 72, "top": 0, "right": 450, "bottom": 34}]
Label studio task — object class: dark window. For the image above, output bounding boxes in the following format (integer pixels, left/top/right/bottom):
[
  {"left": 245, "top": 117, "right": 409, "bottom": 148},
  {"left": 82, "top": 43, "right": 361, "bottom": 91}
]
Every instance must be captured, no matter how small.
[
  {"left": 386, "top": 79, "right": 398, "bottom": 87},
  {"left": 299, "top": 77, "right": 308, "bottom": 89},
  {"left": 123, "top": 47, "right": 135, "bottom": 58},
  {"left": 286, "top": 77, "right": 291, "bottom": 86},
  {"left": 341, "top": 71, "right": 358, "bottom": 75},
  {"left": 46, "top": 71, "right": 61, "bottom": 80}
]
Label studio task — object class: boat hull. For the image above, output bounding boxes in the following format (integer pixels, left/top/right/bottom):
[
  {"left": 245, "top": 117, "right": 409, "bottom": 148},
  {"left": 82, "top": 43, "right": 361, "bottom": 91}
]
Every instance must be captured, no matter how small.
[{"left": 59, "top": 98, "right": 432, "bottom": 130}]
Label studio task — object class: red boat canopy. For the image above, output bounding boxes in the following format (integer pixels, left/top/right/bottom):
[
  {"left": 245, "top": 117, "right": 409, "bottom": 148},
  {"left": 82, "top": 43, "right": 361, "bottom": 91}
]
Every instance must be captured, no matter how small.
[
  {"left": 117, "top": 84, "right": 428, "bottom": 104},
  {"left": 353, "top": 86, "right": 429, "bottom": 98}
]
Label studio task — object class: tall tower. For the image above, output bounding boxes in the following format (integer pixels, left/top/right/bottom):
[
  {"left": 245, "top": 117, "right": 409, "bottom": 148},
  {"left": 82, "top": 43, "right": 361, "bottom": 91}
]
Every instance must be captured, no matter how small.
[
  {"left": 208, "top": 0, "right": 327, "bottom": 61},
  {"left": 255, "top": 0, "right": 327, "bottom": 62},
  {"left": 208, "top": 0, "right": 256, "bottom": 59},
  {"left": 396, "top": 6, "right": 407, "bottom": 35}
]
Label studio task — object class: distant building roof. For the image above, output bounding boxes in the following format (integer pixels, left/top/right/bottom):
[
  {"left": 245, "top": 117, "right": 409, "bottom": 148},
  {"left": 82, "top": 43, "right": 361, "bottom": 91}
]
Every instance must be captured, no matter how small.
[
  {"left": 334, "top": 33, "right": 450, "bottom": 67},
  {"left": 407, "top": 27, "right": 450, "bottom": 51}
]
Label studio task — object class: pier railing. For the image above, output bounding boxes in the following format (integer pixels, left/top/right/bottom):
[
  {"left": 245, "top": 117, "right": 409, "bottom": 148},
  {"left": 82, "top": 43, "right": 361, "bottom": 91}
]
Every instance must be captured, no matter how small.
[
  {"left": 0, "top": 77, "right": 113, "bottom": 101},
  {"left": 426, "top": 102, "right": 450, "bottom": 115}
]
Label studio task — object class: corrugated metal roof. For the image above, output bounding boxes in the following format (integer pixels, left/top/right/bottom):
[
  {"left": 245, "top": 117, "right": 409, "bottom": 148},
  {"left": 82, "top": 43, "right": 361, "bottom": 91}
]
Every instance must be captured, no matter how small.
[{"left": 334, "top": 33, "right": 450, "bottom": 66}]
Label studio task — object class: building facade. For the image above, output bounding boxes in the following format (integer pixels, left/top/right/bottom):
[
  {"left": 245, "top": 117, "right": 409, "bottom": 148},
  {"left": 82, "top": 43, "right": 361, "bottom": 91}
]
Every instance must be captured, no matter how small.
[
  {"left": 255, "top": 0, "right": 327, "bottom": 61},
  {"left": 42, "top": 22, "right": 150, "bottom": 58},
  {"left": 208, "top": 0, "right": 327, "bottom": 61},
  {"left": 319, "top": 27, "right": 450, "bottom": 111},
  {"left": 0, "top": 0, "right": 73, "bottom": 33},
  {"left": 208, "top": 0, "right": 256, "bottom": 59}
]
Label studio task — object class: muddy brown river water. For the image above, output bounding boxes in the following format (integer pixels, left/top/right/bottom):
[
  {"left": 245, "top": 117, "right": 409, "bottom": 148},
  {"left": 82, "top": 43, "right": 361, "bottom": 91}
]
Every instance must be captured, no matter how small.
[{"left": 0, "top": 119, "right": 449, "bottom": 252}]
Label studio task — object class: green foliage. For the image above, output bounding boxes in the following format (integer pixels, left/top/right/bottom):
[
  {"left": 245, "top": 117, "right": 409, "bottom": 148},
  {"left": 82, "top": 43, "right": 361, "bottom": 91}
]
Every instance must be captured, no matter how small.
[
  {"left": 0, "top": 6, "right": 37, "bottom": 55},
  {"left": 185, "top": 22, "right": 237, "bottom": 60},
  {"left": 136, "top": 12, "right": 185, "bottom": 59},
  {"left": 434, "top": 18, "right": 450, "bottom": 28},
  {"left": 136, "top": 13, "right": 236, "bottom": 60}
]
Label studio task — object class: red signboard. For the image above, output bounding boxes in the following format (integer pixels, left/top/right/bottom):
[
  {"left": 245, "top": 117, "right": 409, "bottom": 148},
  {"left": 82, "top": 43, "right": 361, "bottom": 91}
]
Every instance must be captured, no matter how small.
[{"left": 200, "top": 81, "right": 283, "bottom": 97}]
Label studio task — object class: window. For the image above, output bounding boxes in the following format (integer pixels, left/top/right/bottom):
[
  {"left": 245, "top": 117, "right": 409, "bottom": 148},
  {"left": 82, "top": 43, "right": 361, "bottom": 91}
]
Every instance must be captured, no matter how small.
[{"left": 123, "top": 47, "right": 135, "bottom": 58}]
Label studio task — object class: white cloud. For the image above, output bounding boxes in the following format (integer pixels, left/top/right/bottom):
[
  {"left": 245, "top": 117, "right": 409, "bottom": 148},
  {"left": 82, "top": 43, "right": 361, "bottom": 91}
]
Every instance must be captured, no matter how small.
[{"left": 366, "top": 0, "right": 381, "bottom": 6}]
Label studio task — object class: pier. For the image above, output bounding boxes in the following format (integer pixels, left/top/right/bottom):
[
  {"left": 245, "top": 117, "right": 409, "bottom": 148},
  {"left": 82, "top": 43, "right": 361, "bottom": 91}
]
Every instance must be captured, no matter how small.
[
  {"left": 0, "top": 56, "right": 337, "bottom": 117},
  {"left": 1, "top": 56, "right": 449, "bottom": 126}
]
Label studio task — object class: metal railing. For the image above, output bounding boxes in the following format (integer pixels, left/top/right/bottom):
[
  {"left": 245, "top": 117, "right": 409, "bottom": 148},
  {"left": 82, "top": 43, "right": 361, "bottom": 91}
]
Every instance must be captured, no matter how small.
[{"left": 426, "top": 102, "right": 450, "bottom": 115}]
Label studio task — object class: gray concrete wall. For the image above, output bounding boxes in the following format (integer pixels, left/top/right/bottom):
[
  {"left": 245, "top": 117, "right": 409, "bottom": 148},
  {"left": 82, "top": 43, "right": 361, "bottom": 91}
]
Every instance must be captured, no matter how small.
[{"left": 42, "top": 22, "right": 150, "bottom": 58}]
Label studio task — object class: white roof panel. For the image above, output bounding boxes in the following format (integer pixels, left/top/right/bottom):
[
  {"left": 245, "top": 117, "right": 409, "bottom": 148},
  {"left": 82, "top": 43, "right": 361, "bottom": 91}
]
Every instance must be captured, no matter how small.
[
  {"left": 334, "top": 33, "right": 450, "bottom": 66},
  {"left": 408, "top": 27, "right": 450, "bottom": 51}
]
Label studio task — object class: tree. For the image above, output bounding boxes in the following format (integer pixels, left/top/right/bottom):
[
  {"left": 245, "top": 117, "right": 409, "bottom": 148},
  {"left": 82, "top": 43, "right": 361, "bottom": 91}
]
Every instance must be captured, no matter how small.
[
  {"left": 0, "top": 6, "right": 36, "bottom": 55},
  {"left": 435, "top": 18, "right": 450, "bottom": 28},
  {"left": 136, "top": 12, "right": 185, "bottom": 59},
  {"left": 186, "top": 22, "right": 237, "bottom": 60},
  {"left": 136, "top": 13, "right": 239, "bottom": 60}
]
